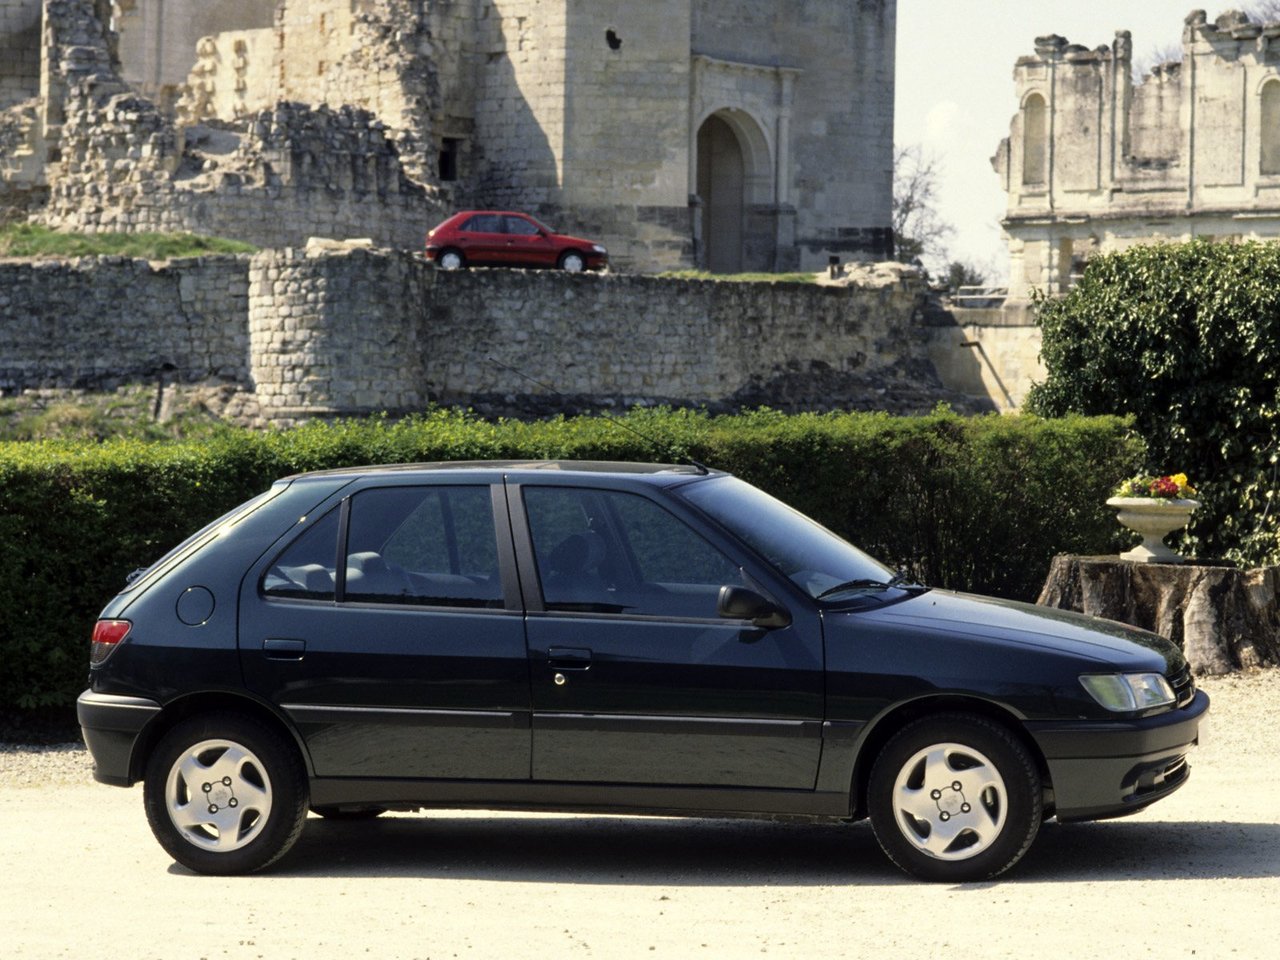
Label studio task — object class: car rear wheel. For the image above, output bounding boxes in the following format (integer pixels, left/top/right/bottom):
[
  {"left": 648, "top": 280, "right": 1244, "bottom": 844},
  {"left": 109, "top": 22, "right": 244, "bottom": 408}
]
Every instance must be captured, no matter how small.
[
  {"left": 438, "top": 249, "right": 465, "bottom": 270},
  {"left": 867, "top": 713, "right": 1042, "bottom": 882},
  {"left": 559, "top": 251, "right": 586, "bottom": 272},
  {"left": 143, "top": 713, "right": 308, "bottom": 875}
]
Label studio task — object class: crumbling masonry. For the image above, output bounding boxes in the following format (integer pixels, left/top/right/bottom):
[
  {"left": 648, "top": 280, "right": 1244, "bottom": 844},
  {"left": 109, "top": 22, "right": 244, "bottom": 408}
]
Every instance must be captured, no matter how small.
[{"left": 1, "top": 1, "right": 896, "bottom": 272}]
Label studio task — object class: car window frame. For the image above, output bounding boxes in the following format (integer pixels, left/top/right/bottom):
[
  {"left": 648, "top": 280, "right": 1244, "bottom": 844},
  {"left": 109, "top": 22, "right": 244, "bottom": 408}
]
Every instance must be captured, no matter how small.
[
  {"left": 257, "top": 478, "right": 522, "bottom": 614},
  {"left": 506, "top": 480, "right": 769, "bottom": 624}
]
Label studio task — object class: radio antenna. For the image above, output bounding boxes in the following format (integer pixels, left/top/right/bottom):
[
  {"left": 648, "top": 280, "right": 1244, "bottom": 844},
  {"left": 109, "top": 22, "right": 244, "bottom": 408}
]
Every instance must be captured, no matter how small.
[{"left": 485, "top": 356, "right": 710, "bottom": 474}]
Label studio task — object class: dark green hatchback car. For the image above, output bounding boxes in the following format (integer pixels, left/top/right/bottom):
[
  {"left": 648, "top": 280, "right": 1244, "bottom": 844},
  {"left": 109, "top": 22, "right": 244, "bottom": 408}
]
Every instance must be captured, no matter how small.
[{"left": 78, "top": 461, "right": 1208, "bottom": 881}]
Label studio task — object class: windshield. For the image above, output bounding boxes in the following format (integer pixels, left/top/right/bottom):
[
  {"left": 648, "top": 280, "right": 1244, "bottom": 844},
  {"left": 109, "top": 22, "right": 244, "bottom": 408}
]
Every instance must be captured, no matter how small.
[{"left": 677, "top": 476, "right": 898, "bottom": 600}]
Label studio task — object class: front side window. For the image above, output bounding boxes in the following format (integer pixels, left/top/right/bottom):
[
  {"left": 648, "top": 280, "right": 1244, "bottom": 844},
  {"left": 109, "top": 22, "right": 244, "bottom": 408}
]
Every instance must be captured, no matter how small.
[
  {"left": 504, "top": 216, "right": 541, "bottom": 236},
  {"left": 345, "top": 486, "right": 502, "bottom": 608},
  {"left": 523, "top": 486, "right": 744, "bottom": 618}
]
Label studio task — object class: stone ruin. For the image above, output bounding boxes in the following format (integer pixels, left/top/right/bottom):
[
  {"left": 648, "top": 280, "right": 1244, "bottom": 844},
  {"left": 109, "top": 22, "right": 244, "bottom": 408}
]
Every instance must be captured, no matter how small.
[
  {"left": 1, "top": 0, "right": 898, "bottom": 272},
  {"left": 0, "top": 0, "right": 442, "bottom": 248},
  {"left": 994, "top": 7, "right": 1280, "bottom": 307}
]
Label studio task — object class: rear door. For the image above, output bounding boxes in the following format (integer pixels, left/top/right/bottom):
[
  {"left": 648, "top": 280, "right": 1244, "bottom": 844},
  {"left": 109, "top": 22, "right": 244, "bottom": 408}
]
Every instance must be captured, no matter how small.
[
  {"left": 239, "top": 479, "right": 530, "bottom": 780},
  {"left": 456, "top": 213, "right": 506, "bottom": 265},
  {"left": 509, "top": 480, "right": 825, "bottom": 790}
]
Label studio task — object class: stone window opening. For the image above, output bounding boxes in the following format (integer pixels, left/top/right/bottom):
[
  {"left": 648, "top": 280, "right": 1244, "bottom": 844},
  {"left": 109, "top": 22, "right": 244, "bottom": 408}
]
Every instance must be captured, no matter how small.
[
  {"left": 1262, "top": 79, "right": 1280, "bottom": 175},
  {"left": 606, "top": 29, "right": 622, "bottom": 51},
  {"left": 1022, "top": 93, "right": 1047, "bottom": 186},
  {"left": 439, "top": 138, "right": 460, "bottom": 182}
]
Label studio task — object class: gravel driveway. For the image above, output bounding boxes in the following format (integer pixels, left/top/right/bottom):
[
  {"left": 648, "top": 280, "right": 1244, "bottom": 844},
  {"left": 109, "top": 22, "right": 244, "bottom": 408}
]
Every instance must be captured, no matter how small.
[{"left": 2, "top": 670, "right": 1277, "bottom": 960}]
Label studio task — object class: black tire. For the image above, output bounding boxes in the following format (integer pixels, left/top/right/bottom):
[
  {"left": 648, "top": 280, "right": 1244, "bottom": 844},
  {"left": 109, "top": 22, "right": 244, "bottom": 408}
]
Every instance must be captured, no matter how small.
[
  {"left": 311, "top": 805, "right": 387, "bottom": 821},
  {"left": 143, "top": 713, "right": 309, "bottom": 875},
  {"left": 559, "top": 251, "right": 586, "bottom": 272},
  {"left": 867, "top": 713, "right": 1042, "bottom": 882},
  {"left": 438, "top": 249, "right": 466, "bottom": 270}
]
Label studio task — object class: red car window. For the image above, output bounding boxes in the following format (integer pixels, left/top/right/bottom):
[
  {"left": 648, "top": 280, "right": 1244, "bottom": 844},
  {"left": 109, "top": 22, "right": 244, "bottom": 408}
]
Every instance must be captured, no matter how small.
[{"left": 462, "top": 214, "right": 502, "bottom": 233}]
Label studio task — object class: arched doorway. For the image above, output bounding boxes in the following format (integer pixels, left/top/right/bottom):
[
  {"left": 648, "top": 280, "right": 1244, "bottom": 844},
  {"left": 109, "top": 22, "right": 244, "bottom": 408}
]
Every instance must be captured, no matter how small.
[{"left": 696, "top": 114, "right": 745, "bottom": 273}]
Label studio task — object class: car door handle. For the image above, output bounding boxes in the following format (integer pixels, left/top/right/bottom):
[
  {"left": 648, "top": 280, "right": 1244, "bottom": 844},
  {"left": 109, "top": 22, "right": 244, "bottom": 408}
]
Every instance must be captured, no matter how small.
[
  {"left": 547, "top": 646, "right": 592, "bottom": 670},
  {"left": 263, "top": 637, "right": 306, "bottom": 660}
]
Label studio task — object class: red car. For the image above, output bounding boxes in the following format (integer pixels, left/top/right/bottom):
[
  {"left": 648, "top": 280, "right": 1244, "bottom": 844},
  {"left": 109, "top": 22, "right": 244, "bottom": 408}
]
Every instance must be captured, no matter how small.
[{"left": 425, "top": 211, "right": 608, "bottom": 272}]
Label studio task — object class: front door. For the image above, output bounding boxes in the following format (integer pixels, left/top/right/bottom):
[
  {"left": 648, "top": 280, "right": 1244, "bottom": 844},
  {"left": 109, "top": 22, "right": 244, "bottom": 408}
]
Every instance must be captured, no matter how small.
[
  {"left": 239, "top": 481, "right": 530, "bottom": 780},
  {"left": 510, "top": 482, "right": 824, "bottom": 790}
]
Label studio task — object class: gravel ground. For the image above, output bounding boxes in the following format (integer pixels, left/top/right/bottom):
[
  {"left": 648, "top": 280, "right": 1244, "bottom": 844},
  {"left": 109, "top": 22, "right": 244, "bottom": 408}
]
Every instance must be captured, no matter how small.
[{"left": 1, "top": 670, "right": 1276, "bottom": 960}]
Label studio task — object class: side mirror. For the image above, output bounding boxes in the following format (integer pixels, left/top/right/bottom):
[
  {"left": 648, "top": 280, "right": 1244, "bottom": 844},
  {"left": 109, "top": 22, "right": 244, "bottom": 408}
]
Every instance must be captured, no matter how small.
[{"left": 717, "top": 586, "right": 791, "bottom": 629}]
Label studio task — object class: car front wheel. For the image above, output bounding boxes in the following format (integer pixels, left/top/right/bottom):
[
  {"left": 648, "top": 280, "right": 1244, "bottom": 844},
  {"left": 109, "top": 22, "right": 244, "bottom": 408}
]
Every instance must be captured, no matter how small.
[
  {"left": 438, "top": 249, "right": 465, "bottom": 270},
  {"left": 143, "top": 713, "right": 309, "bottom": 875},
  {"left": 559, "top": 251, "right": 586, "bottom": 272},
  {"left": 867, "top": 713, "right": 1042, "bottom": 882}
]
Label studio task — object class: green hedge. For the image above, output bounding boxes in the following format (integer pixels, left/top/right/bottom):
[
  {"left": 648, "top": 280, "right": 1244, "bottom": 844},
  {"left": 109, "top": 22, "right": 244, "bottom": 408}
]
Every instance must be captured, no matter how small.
[{"left": 0, "top": 408, "right": 1142, "bottom": 709}]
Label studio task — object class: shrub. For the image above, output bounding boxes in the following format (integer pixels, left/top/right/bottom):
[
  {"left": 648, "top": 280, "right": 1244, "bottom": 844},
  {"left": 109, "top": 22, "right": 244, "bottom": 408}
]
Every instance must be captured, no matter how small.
[
  {"left": 0, "top": 408, "right": 1140, "bottom": 709},
  {"left": 1027, "top": 240, "right": 1280, "bottom": 565}
]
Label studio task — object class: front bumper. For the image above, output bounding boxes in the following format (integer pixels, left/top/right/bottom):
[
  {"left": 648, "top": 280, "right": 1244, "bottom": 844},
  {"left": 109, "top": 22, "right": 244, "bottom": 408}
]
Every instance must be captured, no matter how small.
[
  {"left": 1026, "top": 688, "right": 1210, "bottom": 821},
  {"left": 76, "top": 690, "right": 161, "bottom": 787}
]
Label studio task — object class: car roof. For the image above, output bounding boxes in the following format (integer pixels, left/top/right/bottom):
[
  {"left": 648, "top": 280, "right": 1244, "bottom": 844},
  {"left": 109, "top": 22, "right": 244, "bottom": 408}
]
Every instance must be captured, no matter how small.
[{"left": 280, "top": 459, "right": 725, "bottom": 487}]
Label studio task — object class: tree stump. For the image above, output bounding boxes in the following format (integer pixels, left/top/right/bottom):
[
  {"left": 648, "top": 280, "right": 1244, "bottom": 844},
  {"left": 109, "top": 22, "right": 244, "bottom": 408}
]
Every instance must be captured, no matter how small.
[{"left": 1037, "top": 555, "right": 1280, "bottom": 675}]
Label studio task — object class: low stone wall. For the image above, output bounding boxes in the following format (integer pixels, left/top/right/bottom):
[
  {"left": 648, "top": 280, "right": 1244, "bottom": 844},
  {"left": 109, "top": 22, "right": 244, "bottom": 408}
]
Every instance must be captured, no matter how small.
[
  {"left": 0, "top": 255, "right": 249, "bottom": 391},
  {"left": 246, "top": 248, "right": 955, "bottom": 420},
  {"left": 2, "top": 247, "right": 984, "bottom": 421}
]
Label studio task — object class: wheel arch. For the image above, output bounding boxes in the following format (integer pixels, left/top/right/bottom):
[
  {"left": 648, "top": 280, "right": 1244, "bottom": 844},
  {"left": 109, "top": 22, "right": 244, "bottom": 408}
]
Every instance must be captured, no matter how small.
[
  {"left": 848, "top": 695, "right": 1053, "bottom": 820},
  {"left": 129, "top": 691, "right": 311, "bottom": 785}
]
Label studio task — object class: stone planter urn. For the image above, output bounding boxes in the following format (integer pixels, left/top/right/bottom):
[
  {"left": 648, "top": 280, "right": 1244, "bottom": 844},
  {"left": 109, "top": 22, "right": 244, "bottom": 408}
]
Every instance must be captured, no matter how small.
[{"left": 1105, "top": 497, "right": 1200, "bottom": 563}]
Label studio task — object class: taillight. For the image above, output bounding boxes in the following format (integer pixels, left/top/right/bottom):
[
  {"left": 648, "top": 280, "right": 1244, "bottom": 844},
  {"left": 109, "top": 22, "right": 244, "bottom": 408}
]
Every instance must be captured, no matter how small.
[{"left": 90, "top": 619, "right": 131, "bottom": 665}]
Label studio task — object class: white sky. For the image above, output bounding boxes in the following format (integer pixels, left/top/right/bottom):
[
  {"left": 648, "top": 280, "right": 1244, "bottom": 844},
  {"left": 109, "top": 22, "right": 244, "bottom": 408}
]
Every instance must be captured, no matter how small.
[{"left": 895, "top": 0, "right": 1203, "bottom": 282}]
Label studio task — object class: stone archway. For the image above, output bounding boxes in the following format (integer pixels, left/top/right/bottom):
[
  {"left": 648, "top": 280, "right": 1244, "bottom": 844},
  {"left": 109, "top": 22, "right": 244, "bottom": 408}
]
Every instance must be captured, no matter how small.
[{"left": 695, "top": 109, "right": 773, "bottom": 273}]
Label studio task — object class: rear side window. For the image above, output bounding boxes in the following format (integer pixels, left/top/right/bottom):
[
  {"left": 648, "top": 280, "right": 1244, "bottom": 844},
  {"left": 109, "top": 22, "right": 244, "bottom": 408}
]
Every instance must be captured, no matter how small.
[
  {"left": 261, "top": 509, "right": 340, "bottom": 601},
  {"left": 261, "top": 487, "right": 503, "bottom": 608},
  {"left": 462, "top": 214, "right": 502, "bottom": 233},
  {"left": 344, "top": 486, "right": 502, "bottom": 608}
]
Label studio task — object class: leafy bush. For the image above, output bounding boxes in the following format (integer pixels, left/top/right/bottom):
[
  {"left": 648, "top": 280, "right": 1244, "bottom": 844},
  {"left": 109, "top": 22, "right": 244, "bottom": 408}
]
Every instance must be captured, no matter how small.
[
  {"left": 0, "top": 408, "right": 1140, "bottom": 709},
  {"left": 1027, "top": 240, "right": 1280, "bottom": 565}
]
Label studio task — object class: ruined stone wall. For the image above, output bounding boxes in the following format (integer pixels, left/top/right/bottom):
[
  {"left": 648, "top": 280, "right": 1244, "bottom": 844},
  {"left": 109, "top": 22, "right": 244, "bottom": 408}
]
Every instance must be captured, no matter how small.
[
  {"left": 274, "top": 0, "right": 438, "bottom": 182},
  {"left": 996, "top": 10, "right": 1280, "bottom": 300},
  {"left": 42, "top": 98, "right": 442, "bottom": 248},
  {"left": 0, "top": 254, "right": 249, "bottom": 391},
  {"left": 2, "top": 248, "right": 987, "bottom": 420},
  {"left": 113, "top": 0, "right": 275, "bottom": 98},
  {"left": 0, "top": 0, "right": 42, "bottom": 109},
  {"left": 245, "top": 248, "right": 944, "bottom": 420},
  {"left": 178, "top": 27, "right": 275, "bottom": 122}
]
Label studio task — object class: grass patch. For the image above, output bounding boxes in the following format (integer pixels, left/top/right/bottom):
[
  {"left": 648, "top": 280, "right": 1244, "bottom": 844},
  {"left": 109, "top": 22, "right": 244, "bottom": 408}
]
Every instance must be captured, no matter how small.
[
  {"left": 0, "top": 224, "right": 256, "bottom": 259},
  {"left": 657, "top": 269, "right": 818, "bottom": 284}
]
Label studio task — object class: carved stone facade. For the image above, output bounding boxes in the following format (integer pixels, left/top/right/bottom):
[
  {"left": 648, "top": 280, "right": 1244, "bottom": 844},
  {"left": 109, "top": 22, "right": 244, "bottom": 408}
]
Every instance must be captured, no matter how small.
[
  {"left": 994, "top": 9, "right": 1280, "bottom": 303},
  {"left": 2, "top": 1, "right": 895, "bottom": 272}
]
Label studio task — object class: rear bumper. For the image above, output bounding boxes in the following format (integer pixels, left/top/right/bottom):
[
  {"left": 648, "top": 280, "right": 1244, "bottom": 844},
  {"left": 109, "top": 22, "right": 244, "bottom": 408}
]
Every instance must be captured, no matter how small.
[
  {"left": 76, "top": 690, "right": 161, "bottom": 787},
  {"left": 1026, "top": 688, "right": 1209, "bottom": 821}
]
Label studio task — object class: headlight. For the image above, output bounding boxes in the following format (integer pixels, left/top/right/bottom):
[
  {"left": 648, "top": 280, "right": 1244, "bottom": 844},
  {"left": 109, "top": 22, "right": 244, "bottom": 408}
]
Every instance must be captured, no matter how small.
[
  {"left": 592, "top": 244, "right": 607, "bottom": 254},
  {"left": 1079, "top": 673, "right": 1175, "bottom": 712}
]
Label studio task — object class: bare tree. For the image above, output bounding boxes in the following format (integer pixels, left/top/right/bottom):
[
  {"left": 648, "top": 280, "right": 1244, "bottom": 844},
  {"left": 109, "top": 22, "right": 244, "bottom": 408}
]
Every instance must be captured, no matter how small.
[
  {"left": 1246, "top": 1, "right": 1280, "bottom": 22},
  {"left": 892, "top": 144, "right": 953, "bottom": 266}
]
